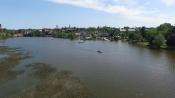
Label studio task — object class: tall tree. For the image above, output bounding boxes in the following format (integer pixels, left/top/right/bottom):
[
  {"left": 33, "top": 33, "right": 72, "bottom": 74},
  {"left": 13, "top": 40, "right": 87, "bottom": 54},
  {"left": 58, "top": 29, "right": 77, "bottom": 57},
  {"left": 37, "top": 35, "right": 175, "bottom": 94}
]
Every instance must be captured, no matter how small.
[
  {"left": 157, "top": 23, "right": 172, "bottom": 38},
  {"left": 140, "top": 26, "right": 146, "bottom": 39},
  {"left": 151, "top": 34, "right": 165, "bottom": 48},
  {"left": 167, "top": 27, "right": 175, "bottom": 47}
]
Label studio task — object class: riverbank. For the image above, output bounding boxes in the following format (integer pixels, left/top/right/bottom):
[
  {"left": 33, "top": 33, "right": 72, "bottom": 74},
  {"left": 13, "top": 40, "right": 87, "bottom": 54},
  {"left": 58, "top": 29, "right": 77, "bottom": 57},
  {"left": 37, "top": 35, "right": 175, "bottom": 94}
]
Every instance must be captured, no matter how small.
[
  {"left": 0, "top": 32, "right": 12, "bottom": 40},
  {"left": 126, "top": 40, "right": 170, "bottom": 49}
]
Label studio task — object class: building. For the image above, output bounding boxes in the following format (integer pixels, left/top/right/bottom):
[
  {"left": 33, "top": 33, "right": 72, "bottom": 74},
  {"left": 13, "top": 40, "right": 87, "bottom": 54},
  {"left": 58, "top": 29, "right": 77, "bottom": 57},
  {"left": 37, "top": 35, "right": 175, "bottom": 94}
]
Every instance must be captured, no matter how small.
[
  {"left": 120, "top": 28, "right": 127, "bottom": 32},
  {"left": 128, "top": 28, "right": 136, "bottom": 32},
  {"left": 120, "top": 28, "right": 136, "bottom": 32}
]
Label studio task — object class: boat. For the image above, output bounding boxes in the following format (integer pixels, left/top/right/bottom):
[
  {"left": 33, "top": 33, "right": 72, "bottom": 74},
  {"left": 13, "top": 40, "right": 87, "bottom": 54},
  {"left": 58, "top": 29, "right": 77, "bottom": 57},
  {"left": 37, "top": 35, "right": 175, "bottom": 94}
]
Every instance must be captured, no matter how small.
[
  {"left": 78, "top": 40, "right": 85, "bottom": 44},
  {"left": 103, "top": 37, "right": 110, "bottom": 41},
  {"left": 97, "top": 50, "right": 103, "bottom": 53}
]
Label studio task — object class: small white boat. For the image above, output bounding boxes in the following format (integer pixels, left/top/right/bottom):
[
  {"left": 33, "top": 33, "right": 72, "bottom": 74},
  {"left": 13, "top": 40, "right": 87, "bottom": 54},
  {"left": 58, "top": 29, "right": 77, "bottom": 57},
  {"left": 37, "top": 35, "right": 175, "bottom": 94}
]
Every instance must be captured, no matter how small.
[
  {"left": 103, "top": 37, "right": 110, "bottom": 41},
  {"left": 78, "top": 40, "right": 85, "bottom": 44}
]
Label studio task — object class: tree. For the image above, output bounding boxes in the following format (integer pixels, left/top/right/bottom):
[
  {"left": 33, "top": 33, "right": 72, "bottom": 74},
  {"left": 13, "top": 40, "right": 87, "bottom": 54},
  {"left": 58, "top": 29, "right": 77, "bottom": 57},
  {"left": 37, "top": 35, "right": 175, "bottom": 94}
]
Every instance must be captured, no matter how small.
[
  {"left": 31, "top": 30, "right": 42, "bottom": 37},
  {"left": 157, "top": 23, "right": 173, "bottom": 38},
  {"left": 151, "top": 34, "right": 165, "bottom": 48},
  {"left": 145, "top": 28, "right": 158, "bottom": 44},
  {"left": 140, "top": 26, "right": 146, "bottom": 39},
  {"left": 68, "top": 32, "right": 76, "bottom": 40},
  {"left": 128, "top": 32, "right": 142, "bottom": 42},
  {"left": 0, "top": 32, "right": 12, "bottom": 40},
  {"left": 167, "top": 27, "right": 175, "bottom": 47}
]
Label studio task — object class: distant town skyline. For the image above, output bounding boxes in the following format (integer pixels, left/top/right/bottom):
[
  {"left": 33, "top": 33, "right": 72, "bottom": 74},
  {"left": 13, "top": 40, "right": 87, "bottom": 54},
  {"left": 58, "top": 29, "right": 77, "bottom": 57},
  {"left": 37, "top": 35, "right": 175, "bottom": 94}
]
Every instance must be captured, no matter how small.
[{"left": 0, "top": 0, "right": 175, "bottom": 29}]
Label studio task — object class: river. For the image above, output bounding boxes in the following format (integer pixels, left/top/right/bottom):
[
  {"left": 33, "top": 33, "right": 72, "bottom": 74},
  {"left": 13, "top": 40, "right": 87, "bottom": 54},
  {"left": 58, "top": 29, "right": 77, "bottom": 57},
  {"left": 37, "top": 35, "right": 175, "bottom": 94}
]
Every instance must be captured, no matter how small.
[{"left": 0, "top": 37, "right": 175, "bottom": 98}]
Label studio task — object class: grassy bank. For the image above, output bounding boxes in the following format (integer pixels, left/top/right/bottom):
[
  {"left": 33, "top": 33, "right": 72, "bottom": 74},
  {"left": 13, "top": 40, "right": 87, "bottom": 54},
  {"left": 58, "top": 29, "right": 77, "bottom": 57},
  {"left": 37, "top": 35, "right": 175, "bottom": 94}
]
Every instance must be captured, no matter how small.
[
  {"left": 0, "top": 32, "right": 12, "bottom": 40},
  {"left": 129, "top": 40, "right": 169, "bottom": 49}
]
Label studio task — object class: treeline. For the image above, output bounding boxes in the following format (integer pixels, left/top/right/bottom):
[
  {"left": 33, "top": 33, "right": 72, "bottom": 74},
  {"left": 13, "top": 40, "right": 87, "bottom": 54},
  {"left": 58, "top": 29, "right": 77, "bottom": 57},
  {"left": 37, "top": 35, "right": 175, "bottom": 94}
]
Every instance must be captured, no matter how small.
[
  {"left": 127, "top": 23, "right": 175, "bottom": 48},
  {"left": 53, "top": 32, "right": 76, "bottom": 40},
  {"left": 23, "top": 27, "right": 122, "bottom": 40},
  {"left": 0, "top": 29, "right": 13, "bottom": 39},
  {"left": 22, "top": 29, "right": 77, "bottom": 40},
  {"left": 0, "top": 23, "right": 175, "bottom": 49}
]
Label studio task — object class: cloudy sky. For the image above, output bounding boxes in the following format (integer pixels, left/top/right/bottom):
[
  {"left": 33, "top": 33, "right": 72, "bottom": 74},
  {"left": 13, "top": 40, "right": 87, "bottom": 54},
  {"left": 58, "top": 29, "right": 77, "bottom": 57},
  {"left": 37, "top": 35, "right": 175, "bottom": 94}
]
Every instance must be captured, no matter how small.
[{"left": 0, "top": 0, "right": 175, "bottom": 29}]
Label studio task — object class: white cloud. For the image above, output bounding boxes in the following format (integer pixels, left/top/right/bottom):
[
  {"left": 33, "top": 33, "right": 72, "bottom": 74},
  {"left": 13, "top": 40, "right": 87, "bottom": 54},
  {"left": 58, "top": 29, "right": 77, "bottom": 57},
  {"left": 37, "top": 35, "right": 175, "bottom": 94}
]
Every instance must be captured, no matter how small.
[
  {"left": 47, "top": 0, "right": 175, "bottom": 25},
  {"left": 161, "top": 0, "right": 175, "bottom": 6},
  {"left": 48, "top": 0, "right": 147, "bottom": 18},
  {"left": 114, "top": 0, "right": 138, "bottom": 6}
]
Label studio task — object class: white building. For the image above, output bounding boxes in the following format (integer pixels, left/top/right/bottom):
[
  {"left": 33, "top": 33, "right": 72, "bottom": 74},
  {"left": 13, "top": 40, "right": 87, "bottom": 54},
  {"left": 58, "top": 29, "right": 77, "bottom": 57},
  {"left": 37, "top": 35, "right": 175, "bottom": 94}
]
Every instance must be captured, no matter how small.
[
  {"left": 128, "top": 28, "right": 136, "bottom": 32},
  {"left": 120, "top": 28, "right": 136, "bottom": 32}
]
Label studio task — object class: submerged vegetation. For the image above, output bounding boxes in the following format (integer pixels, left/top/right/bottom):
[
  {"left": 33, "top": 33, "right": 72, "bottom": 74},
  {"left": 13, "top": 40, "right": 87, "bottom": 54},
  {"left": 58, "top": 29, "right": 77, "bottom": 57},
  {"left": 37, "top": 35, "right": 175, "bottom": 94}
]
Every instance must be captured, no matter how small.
[
  {"left": 0, "top": 46, "right": 29, "bottom": 84},
  {"left": 0, "top": 46, "right": 93, "bottom": 98},
  {"left": 9, "top": 63, "right": 93, "bottom": 98}
]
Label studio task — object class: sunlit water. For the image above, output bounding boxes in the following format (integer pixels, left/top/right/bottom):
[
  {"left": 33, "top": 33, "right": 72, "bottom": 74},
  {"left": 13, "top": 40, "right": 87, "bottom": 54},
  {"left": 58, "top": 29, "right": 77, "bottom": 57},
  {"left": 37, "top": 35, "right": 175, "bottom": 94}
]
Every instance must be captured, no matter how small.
[{"left": 0, "top": 37, "right": 175, "bottom": 98}]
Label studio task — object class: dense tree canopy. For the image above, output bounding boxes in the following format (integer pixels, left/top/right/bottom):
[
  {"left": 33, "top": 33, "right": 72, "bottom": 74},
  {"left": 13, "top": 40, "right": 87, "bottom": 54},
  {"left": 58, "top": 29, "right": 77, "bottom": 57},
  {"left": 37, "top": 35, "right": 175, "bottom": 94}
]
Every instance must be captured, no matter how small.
[{"left": 167, "top": 27, "right": 175, "bottom": 47}]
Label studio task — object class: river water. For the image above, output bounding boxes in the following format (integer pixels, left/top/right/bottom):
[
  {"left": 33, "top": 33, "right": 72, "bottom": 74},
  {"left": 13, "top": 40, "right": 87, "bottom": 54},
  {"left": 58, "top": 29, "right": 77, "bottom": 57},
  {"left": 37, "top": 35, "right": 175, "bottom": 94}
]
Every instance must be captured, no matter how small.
[{"left": 0, "top": 37, "right": 175, "bottom": 98}]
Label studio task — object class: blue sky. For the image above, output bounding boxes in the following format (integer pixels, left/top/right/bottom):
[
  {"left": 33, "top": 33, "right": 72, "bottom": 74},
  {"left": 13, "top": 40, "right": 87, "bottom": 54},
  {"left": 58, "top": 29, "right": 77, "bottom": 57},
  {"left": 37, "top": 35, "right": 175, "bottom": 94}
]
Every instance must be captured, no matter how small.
[{"left": 0, "top": 0, "right": 175, "bottom": 29}]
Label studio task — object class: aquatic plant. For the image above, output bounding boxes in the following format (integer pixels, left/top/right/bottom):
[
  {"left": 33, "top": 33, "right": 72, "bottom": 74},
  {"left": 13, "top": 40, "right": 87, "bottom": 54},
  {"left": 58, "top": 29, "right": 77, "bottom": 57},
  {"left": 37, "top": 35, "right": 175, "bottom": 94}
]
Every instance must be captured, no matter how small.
[
  {"left": 0, "top": 46, "right": 30, "bottom": 84},
  {"left": 9, "top": 63, "right": 94, "bottom": 98}
]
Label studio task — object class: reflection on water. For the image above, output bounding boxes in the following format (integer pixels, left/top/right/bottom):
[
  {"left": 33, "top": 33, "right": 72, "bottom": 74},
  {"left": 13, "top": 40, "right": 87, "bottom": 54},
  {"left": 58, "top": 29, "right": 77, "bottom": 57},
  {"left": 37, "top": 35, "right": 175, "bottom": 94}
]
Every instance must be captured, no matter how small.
[{"left": 1, "top": 37, "right": 175, "bottom": 98}]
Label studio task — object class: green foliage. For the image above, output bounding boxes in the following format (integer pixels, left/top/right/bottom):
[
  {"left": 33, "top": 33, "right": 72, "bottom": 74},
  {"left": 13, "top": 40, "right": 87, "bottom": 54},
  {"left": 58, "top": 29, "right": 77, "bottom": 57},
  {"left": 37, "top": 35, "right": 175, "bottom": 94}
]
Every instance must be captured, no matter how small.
[
  {"left": 150, "top": 34, "right": 165, "bottom": 48},
  {"left": 157, "top": 23, "right": 173, "bottom": 38},
  {"left": 0, "top": 22, "right": 175, "bottom": 49},
  {"left": 166, "top": 27, "right": 175, "bottom": 47},
  {"left": 128, "top": 32, "right": 142, "bottom": 42},
  {"left": 68, "top": 32, "right": 76, "bottom": 40},
  {"left": 0, "top": 32, "right": 12, "bottom": 40},
  {"left": 145, "top": 28, "right": 158, "bottom": 43},
  {"left": 127, "top": 23, "right": 171, "bottom": 49},
  {"left": 167, "top": 34, "right": 175, "bottom": 48},
  {"left": 53, "top": 31, "right": 76, "bottom": 40},
  {"left": 140, "top": 26, "right": 146, "bottom": 39},
  {"left": 31, "top": 30, "right": 42, "bottom": 37}
]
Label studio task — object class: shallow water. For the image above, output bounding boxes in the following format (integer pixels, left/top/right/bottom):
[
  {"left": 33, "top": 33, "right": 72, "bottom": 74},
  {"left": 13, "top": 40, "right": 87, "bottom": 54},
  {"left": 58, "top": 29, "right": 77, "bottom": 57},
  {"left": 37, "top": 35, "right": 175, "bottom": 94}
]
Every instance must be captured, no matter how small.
[
  {"left": 1, "top": 37, "right": 175, "bottom": 98},
  {"left": 0, "top": 54, "right": 7, "bottom": 59}
]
